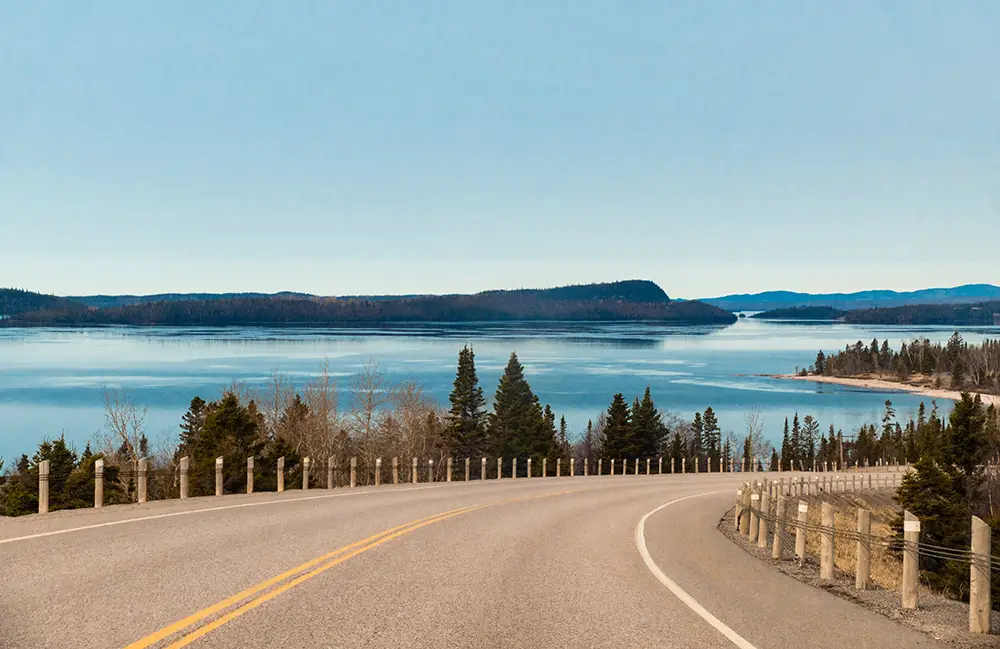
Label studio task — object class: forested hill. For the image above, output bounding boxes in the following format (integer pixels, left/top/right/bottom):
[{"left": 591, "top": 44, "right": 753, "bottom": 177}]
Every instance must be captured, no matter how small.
[
  {"left": 71, "top": 291, "right": 315, "bottom": 309},
  {"left": 0, "top": 288, "right": 83, "bottom": 316},
  {"left": 751, "top": 306, "right": 847, "bottom": 320},
  {"left": 702, "top": 284, "right": 1000, "bottom": 311},
  {"left": 844, "top": 301, "right": 1000, "bottom": 326},
  {"left": 2, "top": 280, "right": 737, "bottom": 326}
]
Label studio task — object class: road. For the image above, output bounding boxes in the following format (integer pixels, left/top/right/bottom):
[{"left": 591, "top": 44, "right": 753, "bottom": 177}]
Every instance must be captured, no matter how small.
[{"left": 0, "top": 473, "right": 944, "bottom": 648}]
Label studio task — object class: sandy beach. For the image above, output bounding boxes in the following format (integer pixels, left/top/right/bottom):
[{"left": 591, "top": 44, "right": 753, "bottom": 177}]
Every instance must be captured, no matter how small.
[{"left": 773, "top": 374, "right": 1000, "bottom": 408}]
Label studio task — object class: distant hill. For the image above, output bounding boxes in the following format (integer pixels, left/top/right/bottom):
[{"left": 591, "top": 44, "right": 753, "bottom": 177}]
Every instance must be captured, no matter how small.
[
  {"left": 843, "top": 301, "right": 1000, "bottom": 326},
  {"left": 71, "top": 291, "right": 316, "bottom": 309},
  {"left": 751, "top": 306, "right": 847, "bottom": 320},
  {"left": 0, "top": 288, "right": 84, "bottom": 316},
  {"left": 701, "top": 284, "right": 1000, "bottom": 312},
  {"left": 5, "top": 280, "right": 735, "bottom": 327}
]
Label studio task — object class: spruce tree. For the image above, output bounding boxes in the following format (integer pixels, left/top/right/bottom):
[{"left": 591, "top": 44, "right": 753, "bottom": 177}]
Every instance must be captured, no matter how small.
[
  {"left": 801, "top": 415, "right": 819, "bottom": 467},
  {"left": 702, "top": 407, "right": 721, "bottom": 466},
  {"left": 487, "top": 352, "right": 548, "bottom": 462},
  {"left": 446, "top": 345, "right": 487, "bottom": 458},
  {"left": 790, "top": 413, "right": 801, "bottom": 467},
  {"left": 632, "top": 387, "right": 666, "bottom": 457},
  {"left": 780, "top": 417, "right": 790, "bottom": 470},
  {"left": 691, "top": 412, "right": 704, "bottom": 468},
  {"left": 600, "top": 393, "right": 633, "bottom": 459}
]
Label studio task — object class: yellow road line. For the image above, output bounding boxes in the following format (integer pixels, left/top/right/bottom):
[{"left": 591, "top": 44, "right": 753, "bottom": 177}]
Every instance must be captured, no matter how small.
[
  {"left": 128, "top": 490, "right": 571, "bottom": 649},
  {"left": 123, "top": 504, "right": 481, "bottom": 649}
]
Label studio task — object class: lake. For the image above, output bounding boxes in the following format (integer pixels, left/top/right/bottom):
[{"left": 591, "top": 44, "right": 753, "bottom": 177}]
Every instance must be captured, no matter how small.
[{"left": 1, "top": 319, "right": 997, "bottom": 462}]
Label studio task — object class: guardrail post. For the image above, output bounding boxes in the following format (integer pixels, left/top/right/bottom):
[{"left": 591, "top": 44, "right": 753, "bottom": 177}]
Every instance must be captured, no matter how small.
[
  {"left": 796, "top": 501, "right": 808, "bottom": 565},
  {"left": 215, "top": 457, "right": 224, "bottom": 496},
  {"left": 735, "top": 490, "right": 743, "bottom": 530},
  {"left": 95, "top": 458, "right": 104, "bottom": 508},
  {"left": 970, "top": 516, "right": 991, "bottom": 633},
  {"left": 413, "top": 457, "right": 419, "bottom": 483},
  {"left": 543, "top": 457, "right": 548, "bottom": 477},
  {"left": 598, "top": 458, "right": 603, "bottom": 476},
  {"left": 38, "top": 459, "right": 50, "bottom": 514},
  {"left": 749, "top": 492, "right": 760, "bottom": 542},
  {"left": 394, "top": 457, "right": 400, "bottom": 485},
  {"left": 137, "top": 458, "right": 148, "bottom": 504},
  {"left": 633, "top": 458, "right": 639, "bottom": 475},
  {"left": 350, "top": 457, "right": 358, "bottom": 488},
  {"left": 610, "top": 458, "right": 616, "bottom": 476},
  {"left": 695, "top": 456, "right": 699, "bottom": 474},
  {"left": 302, "top": 457, "right": 310, "bottom": 490},
  {"left": 527, "top": 457, "right": 533, "bottom": 477},
  {"left": 820, "top": 502, "right": 834, "bottom": 579},
  {"left": 585, "top": 457, "right": 590, "bottom": 476},
  {"left": 447, "top": 457, "right": 453, "bottom": 482},
  {"left": 277, "top": 457, "right": 285, "bottom": 492},
  {"left": 646, "top": 458, "right": 650, "bottom": 476},
  {"left": 571, "top": 458, "right": 576, "bottom": 476},
  {"left": 375, "top": 458, "right": 382, "bottom": 487},
  {"left": 671, "top": 457, "right": 675, "bottom": 474},
  {"left": 856, "top": 508, "right": 871, "bottom": 589},
  {"left": 658, "top": 457, "right": 663, "bottom": 474},
  {"left": 511, "top": 457, "right": 517, "bottom": 479},
  {"left": 247, "top": 457, "right": 254, "bottom": 494},
  {"left": 739, "top": 489, "right": 750, "bottom": 536},
  {"left": 758, "top": 490, "right": 770, "bottom": 549},
  {"left": 497, "top": 457, "right": 502, "bottom": 479},
  {"left": 902, "top": 511, "right": 919, "bottom": 609},
  {"left": 180, "top": 456, "right": 190, "bottom": 499},
  {"left": 481, "top": 457, "right": 486, "bottom": 480},
  {"left": 557, "top": 458, "right": 562, "bottom": 478},
  {"left": 327, "top": 457, "right": 335, "bottom": 489},
  {"left": 464, "top": 457, "right": 470, "bottom": 482},
  {"left": 428, "top": 458, "right": 435, "bottom": 482},
  {"left": 682, "top": 457, "right": 686, "bottom": 474},
  {"left": 772, "top": 495, "right": 786, "bottom": 559}
]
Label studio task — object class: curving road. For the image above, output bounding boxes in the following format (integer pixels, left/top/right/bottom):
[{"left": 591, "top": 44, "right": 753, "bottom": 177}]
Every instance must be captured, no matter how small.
[{"left": 0, "top": 473, "right": 944, "bottom": 648}]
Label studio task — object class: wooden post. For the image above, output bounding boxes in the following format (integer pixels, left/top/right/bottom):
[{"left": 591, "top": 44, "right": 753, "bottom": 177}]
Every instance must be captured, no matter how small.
[
  {"left": 739, "top": 490, "right": 751, "bottom": 536},
  {"left": 394, "top": 457, "right": 400, "bottom": 485},
  {"left": 179, "top": 456, "right": 190, "bottom": 499},
  {"left": 856, "top": 508, "right": 871, "bottom": 590},
  {"left": 571, "top": 458, "right": 576, "bottom": 477},
  {"left": 682, "top": 457, "right": 686, "bottom": 474},
  {"left": 598, "top": 458, "right": 603, "bottom": 476},
  {"left": 511, "top": 457, "right": 517, "bottom": 479},
  {"left": 970, "top": 516, "right": 992, "bottom": 633},
  {"left": 215, "top": 456, "right": 224, "bottom": 497},
  {"left": 749, "top": 493, "right": 760, "bottom": 542},
  {"left": 658, "top": 457, "right": 663, "bottom": 474},
  {"left": 497, "top": 457, "right": 502, "bottom": 479},
  {"left": 351, "top": 457, "right": 358, "bottom": 488},
  {"left": 302, "top": 457, "right": 310, "bottom": 490},
  {"left": 772, "top": 495, "right": 785, "bottom": 559},
  {"left": 446, "top": 457, "right": 453, "bottom": 483},
  {"left": 695, "top": 456, "right": 699, "bottom": 474},
  {"left": 557, "top": 458, "right": 562, "bottom": 478},
  {"left": 671, "top": 457, "right": 675, "bottom": 474},
  {"left": 635, "top": 458, "right": 640, "bottom": 475},
  {"left": 375, "top": 458, "right": 382, "bottom": 487},
  {"left": 328, "top": 457, "right": 335, "bottom": 489},
  {"left": 247, "top": 457, "right": 254, "bottom": 494},
  {"left": 137, "top": 458, "right": 148, "bottom": 504},
  {"left": 38, "top": 460, "right": 50, "bottom": 514},
  {"left": 795, "top": 501, "right": 808, "bottom": 565},
  {"left": 277, "top": 457, "right": 285, "bottom": 492},
  {"left": 464, "top": 457, "right": 470, "bottom": 482},
  {"left": 428, "top": 459, "right": 435, "bottom": 483},
  {"left": 758, "top": 490, "right": 770, "bottom": 549},
  {"left": 735, "top": 490, "right": 743, "bottom": 530},
  {"left": 95, "top": 458, "right": 104, "bottom": 508},
  {"left": 527, "top": 457, "right": 533, "bottom": 478},
  {"left": 543, "top": 457, "right": 548, "bottom": 477},
  {"left": 481, "top": 457, "right": 486, "bottom": 480},
  {"left": 585, "top": 457, "right": 589, "bottom": 476},
  {"left": 820, "top": 502, "right": 834, "bottom": 579},
  {"left": 902, "top": 511, "right": 919, "bottom": 609},
  {"left": 646, "top": 458, "right": 650, "bottom": 476},
  {"left": 412, "top": 457, "right": 418, "bottom": 483}
]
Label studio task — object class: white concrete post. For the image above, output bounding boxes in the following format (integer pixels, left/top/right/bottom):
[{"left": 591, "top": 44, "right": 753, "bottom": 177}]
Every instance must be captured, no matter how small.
[
  {"left": 671, "top": 457, "right": 675, "bottom": 474},
  {"left": 646, "top": 458, "right": 650, "bottom": 475},
  {"left": 394, "top": 457, "right": 400, "bottom": 485},
  {"left": 902, "top": 511, "right": 920, "bottom": 609},
  {"left": 302, "top": 457, "right": 310, "bottom": 490},
  {"left": 328, "top": 457, "right": 335, "bottom": 489},
  {"left": 682, "top": 457, "right": 686, "bottom": 474},
  {"left": 481, "top": 457, "right": 487, "bottom": 480},
  {"left": 695, "top": 456, "right": 699, "bottom": 474},
  {"left": 598, "top": 458, "right": 603, "bottom": 476},
  {"left": 584, "top": 457, "right": 589, "bottom": 476},
  {"left": 511, "top": 457, "right": 517, "bottom": 479},
  {"left": 277, "top": 456, "right": 285, "bottom": 492},
  {"left": 428, "top": 458, "right": 435, "bottom": 483},
  {"left": 464, "top": 457, "right": 470, "bottom": 482},
  {"left": 658, "top": 457, "right": 663, "bottom": 474},
  {"left": 95, "top": 458, "right": 105, "bottom": 508},
  {"left": 557, "top": 458, "right": 562, "bottom": 478},
  {"left": 610, "top": 458, "right": 616, "bottom": 476},
  {"left": 635, "top": 458, "right": 640, "bottom": 475},
  {"left": 350, "top": 456, "right": 358, "bottom": 488},
  {"left": 179, "top": 456, "right": 190, "bottom": 499},
  {"left": 497, "top": 457, "right": 502, "bottom": 479},
  {"left": 137, "top": 457, "right": 148, "bottom": 504},
  {"left": 856, "top": 508, "right": 871, "bottom": 590},
  {"left": 796, "top": 501, "right": 808, "bottom": 565},
  {"left": 215, "top": 456, "right": 224, "bottom": 497},
  {"left": 447, "top": 457, "right": 453, "bottom": 483},
  {"left": 375, "top": 458, "right": 382, "bottom": 487},
  {"left": 543, "top": 457, "right": 548, "bottom": 477},
  {"left": 38, "top": 460, "right": 50, "bottom": 514},
  {"left": 970, "top": 516, "right": 992, "bottom": 633},
  {"left": 527, "top": 457, "right": 533, "bottom": 478},
  {"left": 571, "top": 458, "right": 576, "bottom": 477},
  {"left": 247, "top": 457, "right": 254, "bottom": 494},
  {"left": 413, "top": 457, "right": 419, "bottom": 483}
]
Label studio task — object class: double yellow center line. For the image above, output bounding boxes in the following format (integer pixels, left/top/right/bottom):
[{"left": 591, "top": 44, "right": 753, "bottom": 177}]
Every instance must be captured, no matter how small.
[{"left": 126, "top": 491, "right": 570, "bottom": 648}]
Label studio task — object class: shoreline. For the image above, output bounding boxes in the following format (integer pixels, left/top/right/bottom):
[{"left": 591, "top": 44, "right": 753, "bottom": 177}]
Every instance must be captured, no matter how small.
[{"left": 770, "top": 373, "right": 1000, "bottom": 408}]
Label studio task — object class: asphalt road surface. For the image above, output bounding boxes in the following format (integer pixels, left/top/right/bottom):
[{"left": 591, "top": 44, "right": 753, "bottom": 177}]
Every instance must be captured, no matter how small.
[{"left": 0, "top": 473, "right": 944, "bottom": 648}]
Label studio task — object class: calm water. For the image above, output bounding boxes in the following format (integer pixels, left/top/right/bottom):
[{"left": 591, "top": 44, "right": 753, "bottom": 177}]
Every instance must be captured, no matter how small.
[{"left": 1, "top": 319, "right": 997, "bottom": 462}]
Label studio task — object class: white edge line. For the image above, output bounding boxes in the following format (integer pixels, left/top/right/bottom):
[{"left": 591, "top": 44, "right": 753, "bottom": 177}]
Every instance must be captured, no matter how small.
[
  {"left": 635, "top": 491, "right": 760, "bottom": 649},
  {"left": 0, "top": 484, "right": 446, "bottom": 546}
]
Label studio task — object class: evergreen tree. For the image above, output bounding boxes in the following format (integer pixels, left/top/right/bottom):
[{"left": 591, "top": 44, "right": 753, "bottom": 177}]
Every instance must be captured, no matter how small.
[
  {"left": 632, "top": 387, "right": 666, "bottom": 457},
  {"left": 801, "top": 415, "right": 819, "bottom": 468},
  {"left": 669, "top": 431, "right": 684, "bottom": 468},
  {"left": 780, "top": 418, "right": 790, "bottom": 470},
  {"left": 944, "top": 393, "right": 987, "bottom": 502},
  {"left": 446, "top": 345, "right": 488, "bottom": 459},
  {"left": 600, "top": 394, "right": 634, "bottom": 459},
  {"left": 191, "top": 392, "right": 265, "bottom": 496},
  {"left": 691, "top": 412, "right": 704, "bottom": 468},
  {"left": 702, "top": 407, "right": 721, "bottom": 467},
  {"left": 179, "top": 396, "right": 207, "bottom": 452},
  {"left": 487, "top": 353, "right": 549, "bottom": 463},
  {"left": 814, "top": 350, "right": 826, "bottom": 374},
  {"left": 790, "top": 414, "right": 802, "bottom": 468}
]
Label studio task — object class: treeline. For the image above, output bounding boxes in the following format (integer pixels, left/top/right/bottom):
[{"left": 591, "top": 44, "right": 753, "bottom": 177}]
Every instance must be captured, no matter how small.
[
  {"left": 808, "top": 333, "right": 1000, "bottom": 395},
  {"left": 752, "top": 301, "right": 1000, "bottom": 325},
  {"left": 751, "top": 306, "right": 846, "bottom": 320},
  {"left": 0, "top": 280, "right": 738, "bottom": 327},
  {"left": 0, "top": 288, "right": 83, "bottom": 316}
]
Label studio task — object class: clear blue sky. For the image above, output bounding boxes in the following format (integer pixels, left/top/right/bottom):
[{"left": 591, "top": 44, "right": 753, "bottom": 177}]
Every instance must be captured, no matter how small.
[{"left": 2, "top": 2, "right": 998, "bottom": 299}]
